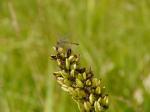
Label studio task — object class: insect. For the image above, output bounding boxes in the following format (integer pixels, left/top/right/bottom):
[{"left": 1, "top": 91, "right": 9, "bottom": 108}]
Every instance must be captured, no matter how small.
[
  {"left": 51, "top": 39, "right": 79, "bottom": 60},
  {"left": 56, "top": 38, "right": 79, "bottom": 48},
  {"left": 56, "top": 39, "right": 79, "bottom": 57}
]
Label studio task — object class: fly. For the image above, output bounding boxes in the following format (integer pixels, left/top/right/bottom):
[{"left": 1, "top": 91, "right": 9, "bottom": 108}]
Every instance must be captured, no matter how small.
[{"left": 56, "top": 39, "right": 79, "bottom": 49}]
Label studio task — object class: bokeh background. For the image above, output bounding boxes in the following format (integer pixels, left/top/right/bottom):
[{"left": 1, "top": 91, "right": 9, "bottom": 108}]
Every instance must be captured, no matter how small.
[{"left": 0, "top": 0, "right": 150, "bottom": 112}]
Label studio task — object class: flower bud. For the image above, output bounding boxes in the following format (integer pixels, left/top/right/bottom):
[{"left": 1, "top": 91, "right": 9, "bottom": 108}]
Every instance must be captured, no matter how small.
[
  {"left": 57, "top": 59, "right": 61, "bottom": 66},
  {"left": 53, "top": 71, "right": 61, "bottom": 77},
  {"left": 64, "top": 79, "right": 71, "bottom": 86},
  {"left": 94, "top": 101, "right": 102, "bottom": 112},
  {"left": 61, "top": 86, "right": 69, "bottom": 92},
  {"left": 57, "top": 77, "right": 63, "bottom": 81},
  {"left": 83, "top": 72, "right": 86, "bottom": 80},
  {"left": 72, "top": 64, "right": 77, "bottom": 69},
  {"left": 77, "top": 73, "right": 83, "bottom": 80},
  {"left": 76, "top": 79, "right": 84, "bottom": 88},
  {"left": 98, "top": 97, "right": 102, "bottom": 103},
  {"left": 60, "top": 70, "right": 68, "bottom": 78},
  {"left": 57, "top": 77, "right": 64, "bottom": 85},
  {"left": 71, "top": 88, "right": 79, "bottom": 96},
  {"left": 102, "top": 95, "right": 109, "bottom": 107},
  {"left": 84, "top": 101, "right": 91, "bottom": 111},
  {"left": 65, "top": 58, "right": 70, "bottom": 70},
  {"left": 92, "top": 78, "right": 98, "bottom": 87},
  {"left": 86, "top": 79, "right": 92, "bottom": 86},
  {"left": 89, "top": 94, "right": 95, "bottom": 104},
  {"left": 78, "top": 90, "right": 86, "bottom": 98},
  {"left": 71, "top": 69, "right": 75, "bottom": 77},
  {"left": 95, "top": 86, "right": 101, "bottom": 94},
  {"left": 68, "top": 87, "right": 74, "bottom": 93},
  {"left": 68, "top": 55, "right": 74, "bottom": 61}
]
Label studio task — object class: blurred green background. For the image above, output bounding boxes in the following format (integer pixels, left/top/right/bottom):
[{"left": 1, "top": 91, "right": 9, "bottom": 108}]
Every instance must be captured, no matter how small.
[{"left": 0, "top": 0, "right": 150, "bottom": 112}]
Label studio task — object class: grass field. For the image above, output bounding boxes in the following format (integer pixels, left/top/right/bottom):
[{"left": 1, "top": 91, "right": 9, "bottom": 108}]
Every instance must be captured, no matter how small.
[{"left": 0, "top": 0, "right": 150, "bottom": 112}]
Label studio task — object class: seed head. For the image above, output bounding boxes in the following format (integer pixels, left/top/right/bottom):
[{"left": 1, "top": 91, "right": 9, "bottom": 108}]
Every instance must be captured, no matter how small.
[{"left": 51, "top": 42, "right": 109, "bottom": 112}]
